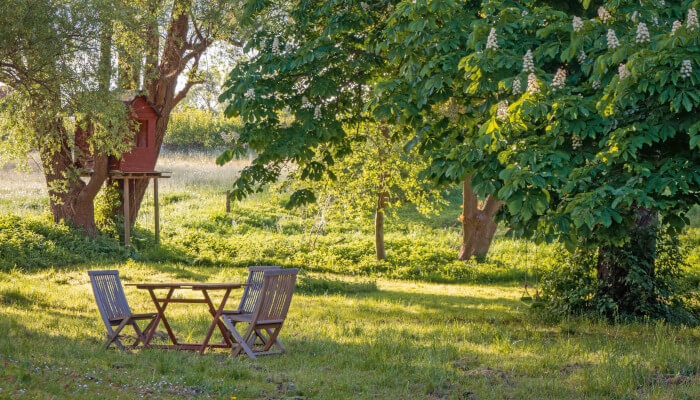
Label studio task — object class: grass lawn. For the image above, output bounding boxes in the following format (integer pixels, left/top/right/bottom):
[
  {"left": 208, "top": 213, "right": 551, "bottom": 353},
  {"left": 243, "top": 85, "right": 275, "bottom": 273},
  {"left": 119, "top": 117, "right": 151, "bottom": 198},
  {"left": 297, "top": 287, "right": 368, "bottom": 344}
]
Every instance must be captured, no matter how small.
[
  {"left": 1, "top": 265, "right": 698, "bottom": 400},
  {"left": 0, "top": 150, "right": 698, "bottom": 399}
]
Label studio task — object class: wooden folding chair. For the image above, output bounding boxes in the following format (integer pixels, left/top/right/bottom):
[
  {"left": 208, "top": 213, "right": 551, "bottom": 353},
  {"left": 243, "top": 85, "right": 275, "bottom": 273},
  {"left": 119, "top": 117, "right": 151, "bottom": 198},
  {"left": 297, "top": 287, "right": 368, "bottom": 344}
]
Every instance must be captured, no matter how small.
[
  {"left": 88, "top": 270, "right": 158, "bottom": 350},
  {"left": 223, "top": 266, "right": 281, "bottom": 346},
  {"left": 227, "top": 266, "right": 282, "bottom": 315},
  {"left": 222, "top": 268, "right": 298, "bottom": 359}
]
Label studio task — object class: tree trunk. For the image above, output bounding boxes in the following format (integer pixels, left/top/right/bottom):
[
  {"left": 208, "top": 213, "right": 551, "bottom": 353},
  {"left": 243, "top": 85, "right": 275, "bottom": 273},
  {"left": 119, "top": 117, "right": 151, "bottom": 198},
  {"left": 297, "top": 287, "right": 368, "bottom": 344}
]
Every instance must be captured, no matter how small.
[
  {"left": 457, "top": 176, "right": 502, "bottom": 261},
  {"left": 375, "top": 192, "right": 386, "bottom": 261},
  {"left": 596, "top": 206, "right": 657, "bottom": 315},
  {"left": 39, "top": 118, "right": 109, "bottom": 236},
  {"left": 124, "top": 4, "right": 205, "bottom": 224}
]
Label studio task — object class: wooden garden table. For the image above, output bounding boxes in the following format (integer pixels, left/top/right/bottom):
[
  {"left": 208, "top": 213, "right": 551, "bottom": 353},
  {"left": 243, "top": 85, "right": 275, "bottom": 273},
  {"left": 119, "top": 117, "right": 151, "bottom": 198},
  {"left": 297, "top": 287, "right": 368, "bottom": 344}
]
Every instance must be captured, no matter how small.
[{"left": 125, "top": 282, "right": 248, "bottom": 354}]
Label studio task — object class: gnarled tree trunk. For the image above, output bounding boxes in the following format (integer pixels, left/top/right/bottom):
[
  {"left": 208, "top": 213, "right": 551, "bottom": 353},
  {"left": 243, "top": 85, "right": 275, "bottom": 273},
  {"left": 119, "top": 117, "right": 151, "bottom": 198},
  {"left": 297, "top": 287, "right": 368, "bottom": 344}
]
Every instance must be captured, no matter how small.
[
  {"left": 39, "top": 118, "right": 109, "bottom": 236},
  {"left": 123, "top": 4, "right": 211, "bottom": 224},
  {"left": 457, "top": 175, "right": 502, "bottom": 261}
]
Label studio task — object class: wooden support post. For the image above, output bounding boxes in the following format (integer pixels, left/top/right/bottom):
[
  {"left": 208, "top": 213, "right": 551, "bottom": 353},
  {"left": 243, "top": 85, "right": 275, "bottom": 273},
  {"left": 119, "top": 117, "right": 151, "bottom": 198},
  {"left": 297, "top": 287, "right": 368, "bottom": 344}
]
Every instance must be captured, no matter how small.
[
  {"left": 226, "top": 190, "right": 231, "bottom": 213},
  {"left": 123, "top": 178, "right": 131, "bottom": 247},
  {"left": 154, "top": 178, "right": 160, "bottom": 244}
]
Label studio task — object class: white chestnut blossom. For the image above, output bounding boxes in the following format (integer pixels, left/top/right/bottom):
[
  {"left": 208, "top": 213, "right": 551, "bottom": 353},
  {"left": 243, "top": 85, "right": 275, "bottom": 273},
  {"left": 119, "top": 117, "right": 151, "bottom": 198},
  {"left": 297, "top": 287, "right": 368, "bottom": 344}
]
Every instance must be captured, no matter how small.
[
  {"left": 527, "top": 73, "right": 540, "bottom": 94},
  {"left": 592, "top": 80, "right": 601, "bottom": 89},
  {"left": 631, "top": 11, "right": 638, "bottom": 23},
  {"left": 550, "top": 68, "right": 567, "bottom": 91},
  {"left": 314, "top": 104, "right": 322, "bottom": 119},
  {"left": 572, "top": 133, "right": 583, "bottom": 149},
  {"left": 272, "top": 37, "right": 280, "bottom": 54},
  {"left": 573, "top": 16, "right": 583, "bottom": 32},
  {"left": 361, "top": 2, "right": 369, "bottom": 11},
  {"left": 301, "top": 96, "right": 312, "bottom": 108},
  {"left": 285, "top": 40, "right": 294, "bottom": 53},
  {"left": 512, "top": 77, "right": 522, "bottom": 95},
  {"left": 598, "top": 7, "right": 612, "bottom": 23},
  {"left": 521, "top": 10, "right": 528, "bottom": 17},
  {"left": 688, "top": 8, "right": 699, "bottom": 32},
  {"left": 680, "top": 60, "right": 692, "bottom": 78},
  {"left": 522, "top": 50, "right": 535, "bottom": 73},
  {"left": 486, "top": 28, "right": 498, "bottom": 50},
  {"left": 577, "top": 50, "right": 587, "bottom": 63},
  {"left": 244, "top": 88, "right": 255, "bottom": 99},
  {"left": 671, "top": 20, "right": 682, "bottom": 35},
  {"left": 496, "top": 101, "right": 509, "bottom": 121},
  {"left": 635, "top": 23, "right": 650, "bottom": 43},
  {"left": 652, "top": 16, "right": 659, "bottom": 26},
  {"left": 607, "top": 29, "right": 620, "bottom": 49},
  {"left": 618, "top": 63, "right": 630, "bottom": 79}
]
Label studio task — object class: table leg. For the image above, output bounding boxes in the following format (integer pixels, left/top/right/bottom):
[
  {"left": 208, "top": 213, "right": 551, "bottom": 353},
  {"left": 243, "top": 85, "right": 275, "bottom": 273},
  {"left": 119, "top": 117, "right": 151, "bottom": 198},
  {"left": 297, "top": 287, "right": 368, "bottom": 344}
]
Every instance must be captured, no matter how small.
[
  {"left": 199, "top": 288, "right": 232, "bottom": 354},
  {"left": 145, "top": 288, "right": 178, "bottom": 346}
]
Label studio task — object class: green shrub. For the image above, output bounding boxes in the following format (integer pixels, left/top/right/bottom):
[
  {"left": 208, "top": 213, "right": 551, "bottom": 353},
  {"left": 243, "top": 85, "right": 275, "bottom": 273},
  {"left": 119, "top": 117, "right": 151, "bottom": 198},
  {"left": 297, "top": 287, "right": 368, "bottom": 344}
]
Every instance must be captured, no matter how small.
[
  {"left": 534, "top": 233, "right": 698, "bottom": 324},
  {"left": 164, "top": 108, "right": 241, "bottom": 148},
  {"left": 0, "top": 214, "right": 127, "bottom": 271}
]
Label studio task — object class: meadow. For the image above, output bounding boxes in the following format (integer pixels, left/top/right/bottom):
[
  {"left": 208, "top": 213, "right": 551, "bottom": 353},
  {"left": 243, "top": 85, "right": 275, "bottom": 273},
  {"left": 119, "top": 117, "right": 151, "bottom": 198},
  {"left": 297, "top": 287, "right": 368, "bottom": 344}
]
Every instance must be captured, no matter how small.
[{"left": 0, "top": 150, "right": 698, "bottom": 399}]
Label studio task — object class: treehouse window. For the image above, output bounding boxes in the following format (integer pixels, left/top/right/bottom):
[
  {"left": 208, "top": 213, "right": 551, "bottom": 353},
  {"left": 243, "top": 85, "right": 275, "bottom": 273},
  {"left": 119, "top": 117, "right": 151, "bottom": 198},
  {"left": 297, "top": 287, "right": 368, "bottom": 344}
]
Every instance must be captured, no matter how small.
[{"left": 135, "top": 120, "right": 148, "bottom": 148}]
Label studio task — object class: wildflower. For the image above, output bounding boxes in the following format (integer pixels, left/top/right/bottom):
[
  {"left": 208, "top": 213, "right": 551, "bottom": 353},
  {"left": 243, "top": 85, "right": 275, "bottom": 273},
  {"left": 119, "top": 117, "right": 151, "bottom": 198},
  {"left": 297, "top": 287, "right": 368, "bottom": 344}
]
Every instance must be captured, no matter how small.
[
  {"left": 551, "top": 68, "right": 567, "bottom": 91},
  {"left": 301, "top": 96, "right": 312, "bottom": 108},
  {"left": 635, "top": 23, "right": 650, "bottom": 43},
  {"left": 314, "top": 104, "right": 322, "bottom": 119},
  {"left": 572, "top": 133, "right": 583, "bottom": 149},
  {"left": 496, "top": 101, "right": 509, "bottom": 121},
  {"left": 688, "top": 8, "right": 699, "bottom": 31},
  {"left": 522, "top": 49, "right": 535, "bottom": 73},
  {"left": 618, "top": 63, "right": 630, "bottom": 79},
  {"left": 486, "top": 28, "right": 498, "bottom": 50},
  {"left": 592, "top": 80, "right": 601, "bottom": 89},
  {"left": 607, "top": 29, "right": 620, "bottom": 49},
  {"left": 671, "top": 20, "right": 682, "bottom": 35},
  {"left": 522, "top": 10, "right": 528, "bottom": 17},
  {"left": 577, "top": 50, "right": 587, "bottom": 64},
  {"left": 527, "top": 73, "right": 540, "bottom": 94},
  {"left": 272, "top": 37, "right": 280, "bottom": 54},
  {"left": 598, "top": 7, "right": 612, "bottom": 23},
  {"left": 244, "top": 88, "right": 255, "bottom": 99},
  {"left": 680, "top": 60, "right": 692, "bottom": 78},
  {"left": 573, "top": 16, "right": 583, "bottom": 32},
  {"left": 361, "top": 2, "right": 369, "bottom": 11},
  {"left": 512, "top": 77, "right": 522, "bottom": 95}
]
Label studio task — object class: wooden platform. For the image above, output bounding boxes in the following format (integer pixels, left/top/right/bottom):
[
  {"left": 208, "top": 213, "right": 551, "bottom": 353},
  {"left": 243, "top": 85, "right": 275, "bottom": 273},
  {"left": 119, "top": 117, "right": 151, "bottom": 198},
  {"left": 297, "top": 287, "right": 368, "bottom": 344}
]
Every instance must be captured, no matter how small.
[{"left": 82, "top": 170, "right": 171, "bottom": 246}]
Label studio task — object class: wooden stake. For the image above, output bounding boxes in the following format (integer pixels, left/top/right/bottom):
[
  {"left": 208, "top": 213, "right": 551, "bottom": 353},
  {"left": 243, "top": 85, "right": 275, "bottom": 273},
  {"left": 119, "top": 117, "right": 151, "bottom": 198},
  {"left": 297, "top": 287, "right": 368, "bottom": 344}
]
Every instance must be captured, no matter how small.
[
  {"left": 154, "top": 178, "right": 160, "bottom": 244},
  {"left": 123, "top": 178, "right": 130, "bottom": 247}
]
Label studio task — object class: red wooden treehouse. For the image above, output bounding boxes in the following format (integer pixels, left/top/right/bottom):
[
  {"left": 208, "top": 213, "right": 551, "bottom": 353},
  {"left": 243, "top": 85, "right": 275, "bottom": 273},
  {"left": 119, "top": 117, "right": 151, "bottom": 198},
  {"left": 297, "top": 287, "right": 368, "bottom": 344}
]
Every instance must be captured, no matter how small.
[
  {"left": 109, "top": 95, "right": 160, "bottom": 172},
  {"left": 77, "top": 95, "right": 169, "bottom": 246}
]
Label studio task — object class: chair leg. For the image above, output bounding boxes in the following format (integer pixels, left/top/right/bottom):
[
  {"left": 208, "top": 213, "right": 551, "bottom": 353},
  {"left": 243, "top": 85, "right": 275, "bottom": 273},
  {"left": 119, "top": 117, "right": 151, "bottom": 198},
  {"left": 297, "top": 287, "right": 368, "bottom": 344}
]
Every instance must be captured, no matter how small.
[
  {"left": 262, "top": 326, "right": 282, "bottom": 352},
  {"left": 221, "top": 317, "right": 256, "bottom": 359},
  {"left": 265, "top": 328, "right": 285, "bottom": 353},
  {"left": 106, "top": 318, "right": 131, "bottom": 350},
  {"left": 140, "top": 317, "right": 157, "bottom": 346}
]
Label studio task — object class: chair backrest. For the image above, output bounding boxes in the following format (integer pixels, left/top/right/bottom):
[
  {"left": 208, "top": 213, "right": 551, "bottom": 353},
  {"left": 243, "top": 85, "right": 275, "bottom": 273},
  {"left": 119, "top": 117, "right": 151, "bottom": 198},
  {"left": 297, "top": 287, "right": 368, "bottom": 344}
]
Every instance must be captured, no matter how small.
[
  {"left": 252, "top": 269, "right": 299, "bottom": 323},
  {"left": 238, "top": 266, "right": 282, "bottom": 313},
  {"left": 88, "top": 270, "right": 132, "bottom": 326}
]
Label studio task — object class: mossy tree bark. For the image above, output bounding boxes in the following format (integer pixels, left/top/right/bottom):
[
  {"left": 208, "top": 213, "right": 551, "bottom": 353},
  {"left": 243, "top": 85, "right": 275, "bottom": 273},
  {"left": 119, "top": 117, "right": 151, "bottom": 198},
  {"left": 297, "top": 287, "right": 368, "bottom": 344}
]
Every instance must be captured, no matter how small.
[{"left": 595, "top": 206, "right": 658, "bottom": 316}]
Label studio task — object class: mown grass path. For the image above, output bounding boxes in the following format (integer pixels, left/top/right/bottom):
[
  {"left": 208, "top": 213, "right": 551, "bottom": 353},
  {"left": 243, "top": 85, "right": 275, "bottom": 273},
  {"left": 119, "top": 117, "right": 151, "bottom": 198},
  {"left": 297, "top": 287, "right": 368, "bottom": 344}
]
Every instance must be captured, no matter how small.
[{"left": 1, "top": 264, "right": 698, "bottom": 399}]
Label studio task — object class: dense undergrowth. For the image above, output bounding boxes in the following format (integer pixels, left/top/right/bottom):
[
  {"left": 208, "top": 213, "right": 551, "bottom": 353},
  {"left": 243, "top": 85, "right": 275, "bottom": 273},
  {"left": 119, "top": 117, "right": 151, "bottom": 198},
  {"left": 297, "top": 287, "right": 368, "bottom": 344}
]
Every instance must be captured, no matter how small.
[{"left": 2, "top": 189, "right": 698, "bottom": 291}]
